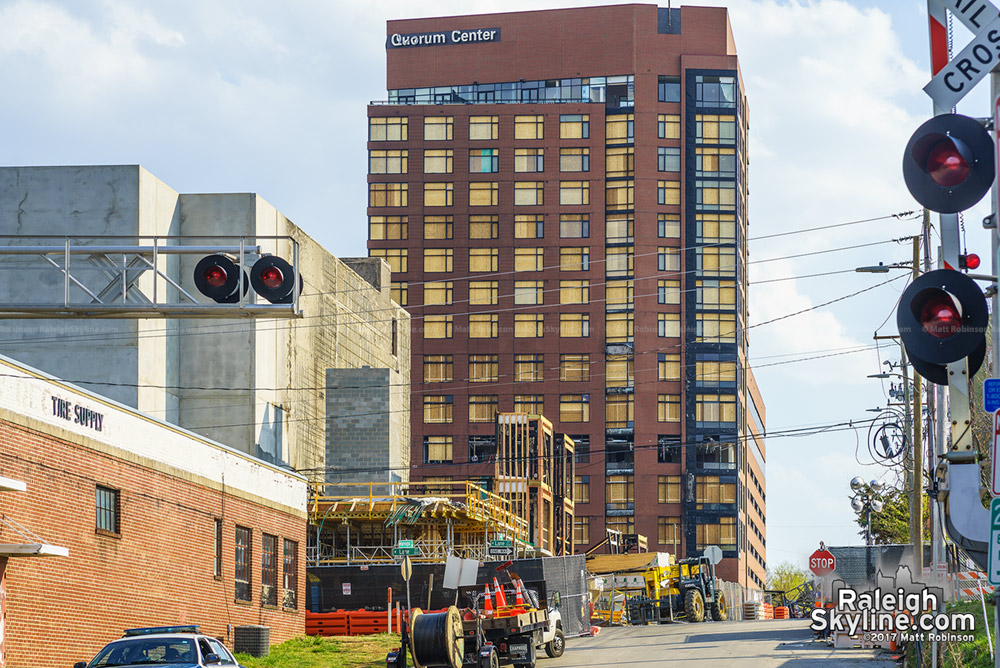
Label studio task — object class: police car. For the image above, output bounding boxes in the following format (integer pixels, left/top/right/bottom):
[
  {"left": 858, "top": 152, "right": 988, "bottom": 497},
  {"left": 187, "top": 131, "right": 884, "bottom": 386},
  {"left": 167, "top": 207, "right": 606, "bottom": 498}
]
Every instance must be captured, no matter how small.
[{"left": 74, "top": 625, "right": 246, "bottom": 668}]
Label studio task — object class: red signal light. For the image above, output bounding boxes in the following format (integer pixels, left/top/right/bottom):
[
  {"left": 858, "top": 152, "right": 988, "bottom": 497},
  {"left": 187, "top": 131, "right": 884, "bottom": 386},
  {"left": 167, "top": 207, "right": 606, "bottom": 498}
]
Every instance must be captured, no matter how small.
[
  {"left": 259, "top": 266, "right": 283, "bottom": 289},
  {"left": 204, "top": 266, "right": 227, "bottom": 288},
  {"left": 920, "top": 292, "right": 962, "bottom": 338},
  {"left": 961, "top": 253, "right": 981, "bottom": 270},
  {"left": 926, "top": 139, "right": 971, "bottom": 186}
]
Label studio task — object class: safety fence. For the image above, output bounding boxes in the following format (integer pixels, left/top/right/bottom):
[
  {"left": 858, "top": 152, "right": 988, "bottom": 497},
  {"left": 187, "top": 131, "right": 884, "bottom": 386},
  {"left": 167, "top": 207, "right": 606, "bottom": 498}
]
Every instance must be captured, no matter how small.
[{"left": 306, "top": 608, "right": 451, "bottom": 637}]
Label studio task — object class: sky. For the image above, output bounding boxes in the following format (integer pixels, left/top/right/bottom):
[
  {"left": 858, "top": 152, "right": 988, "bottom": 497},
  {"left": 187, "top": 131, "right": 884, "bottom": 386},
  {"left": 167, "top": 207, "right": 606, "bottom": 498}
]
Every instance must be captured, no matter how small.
[{"left": 0, "top": 0, "right": 993, "bottom": 572}]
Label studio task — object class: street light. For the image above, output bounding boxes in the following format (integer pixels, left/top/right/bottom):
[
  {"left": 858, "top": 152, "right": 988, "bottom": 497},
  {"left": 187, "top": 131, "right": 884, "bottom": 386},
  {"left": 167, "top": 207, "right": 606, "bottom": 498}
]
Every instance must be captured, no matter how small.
[
  {"left": 851, "top": 478, "right": 885, "bottom": 583},
  {"left": 855, "top": 262, "right": 913, "bottom": 274}
]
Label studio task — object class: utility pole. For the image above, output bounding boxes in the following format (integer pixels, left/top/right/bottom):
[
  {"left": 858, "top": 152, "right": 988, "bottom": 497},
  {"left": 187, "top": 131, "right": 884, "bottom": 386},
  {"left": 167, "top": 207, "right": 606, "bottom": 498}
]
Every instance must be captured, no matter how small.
[{"left": 911, "top": 235, "right": 925, "bottom": 574}]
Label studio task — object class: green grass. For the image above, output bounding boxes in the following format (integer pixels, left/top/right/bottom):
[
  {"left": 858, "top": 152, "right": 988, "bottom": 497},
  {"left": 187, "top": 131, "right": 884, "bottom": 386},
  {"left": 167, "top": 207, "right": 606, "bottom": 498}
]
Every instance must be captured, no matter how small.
[
  {"left": 905, "top": 600, "right": 995, "bottom": 667},
  {"left": 235, "top": 634, "right": 401, "bottom": 668}
]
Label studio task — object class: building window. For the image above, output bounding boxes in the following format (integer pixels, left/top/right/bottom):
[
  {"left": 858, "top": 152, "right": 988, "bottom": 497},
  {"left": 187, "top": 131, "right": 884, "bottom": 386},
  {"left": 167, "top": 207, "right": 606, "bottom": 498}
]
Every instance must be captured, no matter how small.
[
  {"left": 658, "top": 147, "right": 681, "bottom": 172},
  {"left": 574, "top": 516, "right": 591, "bottom": 545},
  {"left": 423, "top": 395, "right": 454, "bottom": 423},
  {"left": 657, "top": 180, "right": 680, "bottom": 205},
  {"left": 606, "top": 281, "right": 633, "bottom": 310},
  {"left": 370, "top": 248, "right": 407, "bottom": 274},
  {"left": 514, "top": 148, "right": 544, "bottom": 173},
  {"left": 696, "top": 313, "right": 737, "bottom": 343},
  {"left": 515, "top": 354, "right": 544, "bottom": 382},
  {"left": 695, "top": 75, "right": 737, "bottom": 108},
  {"left": 658, "top": 114, "right": 680, "bottom": 139},
  {"left": 469, "top": 182, "right": 499, "bottom": 206},
  {"left": 657, "top": 279, "right": 680, "bottom": 304},
  {"left": 657, "top": 247, "right": 680, "bottom": 272},
  {"left": 658, "top": 75, "right": 681, "bottom": 103},
  {"left": 696, "top": 181, "right": 736, "bottom": 210},
  {"left": 605, "top": 354, "right": 633, "bottom": 388},
  {"left": 423, "top": 354, "right": 453, "bottom": 383},
  {"left": 605, "top": 312, "right": 633, "bottom": 343},
  {"left": 560, "top": 313, "right": 590, "bottom": 338},
  {"left": 697, "top": 440, "right": 737, "bottom": 469},
  {"left": 696, "top": 517, "right": 737, "bottom": 551},
  {"left": 424, "top": 248, "right": 453, "bottom": 273},
  {"left": 424, "top": 149, "right": 454, "bottom": 174},
  {"left": 469, "top": 435, "right": 497, "bottom": 462},
  {"left": 469, "top": 281, "right": 499, "bottom": 305},
  {"left": 657, "top": 475, "right": 681, "bottom": 503},
  {"left": 96, "top": 485, "right": 119, "bottom": 534},
  {"left": 697, "top": 280, "right": 737, "bottom": 310},
  {"left": 559, "top": 181, "right": 589, "bottom": 205},
  {"left": 605, "top": 395, "right": 633, "bottom": 429},
  {"left": 514, "top": 394, "right": 544, "bottom": 414},
  {"left": 262, "top": 533, "right": 278, "bottom": 606},
  {"left": 559, "top": 147, "right": 589, "bottom": 172},
  {"left": 469, "top": 115, "right": 499, "bottom": 140},
  {"left": 514, "top": 181, "right": 544, "bottom": 206},
  {"left": 658, "top": 213, "right": 681, "bottom": 238},
  {"left": 658, "top": 517, "right": 681, "bottom": 548},
  {"left": 572, "top": 435, "right": 591, "bottom": 464},
  {"left": 369, "top": 183, "right": 408, "bottom": 207},
  {"left": 423, "top": 215, "right": 453, "bottom": 240},
  {"left": 657, "top": 313, "right": 680, "bottom": 338},
  {"left": 574, "top": 475, "right": 591, "bottom": 504},
  {"left": 282, "top": 539, "right": 298, "bottom": 609},
  {"left": 424, "top": 436, "right": 453, "bottom": 463},
  {"left": 696, "top": 147, "right": 737, "bottom": 178},
  {"left": 696, "top": 213, "right": 737, "bottom": 243},
  {"left": 559, "top": 214, "right": 589, "bottom": 238},
  {"left": 605, "top": 246, "right": 633, "bottom": 278},
  {"left": 469, "top": 248, "right": 499, "bottom": 273},
  {"left": 514, "top": 248, "right": 544, "bottom": 272},
  {"left": 657, "top": 394, "right": 681, "bottom": 423},
  {"left": 235, "top": 525, "right": 252, "bottom": 602},
  {"left": 658, "top": 353, "right": 680, "bottom": 381},
  {"left": 423, "top": 281, "right": 453, "bottom": 305},
  {"left": 696, "top": 114, "right": 737, "bottom": 144},
  {"left": 514, "top": 114, "right": 544, "bottom": 139},
  {"left": 605, "top": 147, "right": 634, "bottom": 178},
  {"left": 214, "top": 518, "right": 223, "bottom": 578},
  {"left": 370, "top": 116, "right": 408, "bottom": 141},
  {"left": 606, "top": 113, "right": 634, "bottom": 142},
  {"left": 606, "top": 214, "right": 633, "bottom": 243},
  {"left": 514, "top": 214, "right": 544, "bottom": 239},
  {"left": 424, "top": 115, "right": 453, "bottom": 141},
  {"left": 469, "top": 148, "right": 499, "bottom": 173},
  {"left": 605, "top": 181, "right": 634, "bottom": 211},
  {"left": 514, "top": 280, "right": 543, "bottom": 305},
  {"left": 423, "top": 315, "right": 453, "bottom": 339},
  {"left": 560, "top": 353, "right": 590, "bottom": 382},
  {"left": 696, "top": 476, "right": 738, "bottom": 506},
  {"left": 369, "top": 149, "right": 407, "bottom": 174},
  {"left": 697, "top": 247, "right": 737, "bottom": 277},
  {"left": 696, "top": 393, "right": 737, "bottom": 424},
  {"left": 560, "top": 279, "right": 589, "bottom": 304},
  {"left": 369, "top": 215, "right": 407, "bottom": 240},
  {"left": 514, "top": 313, "right": 544, "bottom": 338},
  {"left": 424, "top": 182, "right": 454, "bottom": 207},
  {"left": 468, "top": 313, "right": 499, "bottom": 338},
  {"left": 560, "top": 114, "right": 589, "bottom": 138},
  {"left": 606, "top": 475, "right": 634, "bottom": 512},
  {"left": 658, "top": 436, "right": 682, "bottom": 463},
  {"left": 469, "top": 354, "right": 499, "bottom": 382},
  {"left": 469, "top": 395, "right": 499, "bottom": 422},
  {"left": 469, "top": 215, "right": 499, "bottom": 239},
  {"left": 560, "top": 394, "right": 590, "bottom": 422},
  {"left": 559, "top": 247, "right": 589, "bottom": 271}
]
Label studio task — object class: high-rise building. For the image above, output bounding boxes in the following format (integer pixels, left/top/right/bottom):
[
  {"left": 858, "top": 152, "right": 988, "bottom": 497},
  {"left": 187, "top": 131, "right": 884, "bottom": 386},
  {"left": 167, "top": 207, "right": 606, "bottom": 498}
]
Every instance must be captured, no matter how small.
[{"left": 367, "top": 4, "right": 766, "bottom": 588}]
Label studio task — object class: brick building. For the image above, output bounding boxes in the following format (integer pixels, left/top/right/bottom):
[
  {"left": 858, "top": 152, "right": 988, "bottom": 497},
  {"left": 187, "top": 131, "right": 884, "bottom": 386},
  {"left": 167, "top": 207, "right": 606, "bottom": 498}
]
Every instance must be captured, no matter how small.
[
  {"left": 0, "top": 354, "right": 307, "bottom": 666},
  {"left": 367, "top": 4, "right": 766, "bottom": 588}
]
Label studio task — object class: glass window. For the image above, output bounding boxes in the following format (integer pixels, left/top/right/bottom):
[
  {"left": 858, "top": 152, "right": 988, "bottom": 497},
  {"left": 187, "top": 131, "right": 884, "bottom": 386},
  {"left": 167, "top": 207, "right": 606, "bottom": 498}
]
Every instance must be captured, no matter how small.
[
  {"left": 658, "top": 75, "right": 680, "bottom": 103},
  {"left": 514, "top": 181, "right": 544, "bottom": 206},
  {"left": 469, "top": 248, "right": 499, "bottom": 273},
  {"left": 469, "top": 354, "right": 499, "bottom": 382},
  {"left": 469, "top": 115, "right": 499, "bottom": 140},
  {"left": 370, "top": 215, "right": 407, "bottom": 240},
  {"left": 658, "top": 213, "right": 681, "bottom": 238},
  {"left": 606, "top": 515, "right": 634, "bottom": 536},
  {"left": 658, "top": 353, "right": 680, "bottom": 381},
  {"left": 559, "top": 114, "right": 589, "bottom": 139},
  {"left": 606, "top": 475, "right": 634, "bottom": 511},
  {"left": 605, "top": 281, "right": 634, "bottom": 313},
  {"left": 560, "top": 181, "right": 589, "bottom": 205},
  {"left": 469, "top": 281, "right": 499, "bottom": 305},
  {"left": 606, "top": 395, "right": 633, "bottom": 429},
  {"left": 605, "top": 312, "right": 633, "bottom": 343},
  {"left": 560, "top": 394, "right": 590, "bottom": 422},
  {"left": 657, "top": 279, "right": 680, "bottom": 304},
  {"left": 696, "top": 393, "right": 737, "bottom": 423},
  {"left": 262, "top": 533, "right": 278, "bottom": 606},
  {"left": 657, "top": 247, "right": 680, "bottom": 272},
  {"left": 469, "top": 148, "right": 499, "bottom": 173},
  {"left": 559, "top": 214, "right": 589, "bottom": 238},
  {"left": 423, "top": 215, "right": 453, "bottom": 240},
  {"left": 573, "top": 435, "right": 591, "bottom": 464},
  {"left": 369, "top": 150, "right": 407, "bottom": 174},
  {"left": 514, "top": 313, "right": 544, "bottom": 337},
  {"left": 514, "top": 148, "right": 544, "bottom": 173},
  {"left": 696, "top": 180, "right": 736, "bottom": 210},
  {"left": 697, "top": 279, "right": 737, "bottom": 310},
  {"left": 560, "top": 247, "right": 589, "bottom": 271},
  {"left": 423, "top": 354, "right": 453, "bottom": 383},
  {"left": 605, "top": 147, "right": 634, "bottom": 178},
  {"left": 658, "top": 435, "right": 682, "bottom": 463},
  {"left": 658, "top": 147, "right": 681, "bottom": 172},
  {"left": 282, "top": 539, "right": 298, "bottom": 608},
  {"left": 423, "top": 315, "right": 453, "bottom": 339},
  {"left": 514, "top": 114, "right": 544, "bottom": 139},
  {"left": 696, "top": 476, "right": 738, "bottom": 505},
  {"left": 696, "top": 360, "right": 737, "bottom": 386},
  {"left": 370, "top": 116, "right": 408, "bottom": 141},
  {"left": 96, "top": 485, "right": 119, "bottom": 533},
  {"left": 605, "top": 181, "right": 634, "bottom": 211},
  {"left": 574, "top": 516, "right": 590, "bottom": 545},
  {"left": 574, "top": 476, "right": 590, "bottom": 504},
  {"left": 657, "top": 180, "right": 680, "bottom": 205},
  {"left": 469, "top": 182, "right": 498, "bottom": 206},
  {"left": 514, "top": 214, "right": 544, "bottom": 239},
  {"left": 514, "top": 394, "right": 544, "bottom": 414},
  {"left": 469, "top": 395, "right": 499, "bottom": 422},
  {"left": 424, "top": 435, "right": 453, "bottom": 463},
  {"left": 606, "top": 214, "right": 633, "bottom": 243},
  {"left": 696, "top": 213, "right": 737, "bottom": 243},
  {"left": 605, "top": 247, "right": 633, "bottom": 278},
  {"left": 560, "top": 147, "right": 590, "bottom": 172},
  {"left": 424, "top": 149, "right": 453, "bottom": 174},
  {"left": 657, "top": 394, "right": 681, "bottom": 422},
  {"left": 469, "top": 436, "right": 497, "bottom": 463},
  {"left": 424, "top": 248, "right": 453, "bottom": 273},
  {"left": 658, "top": 114, "right": 680, "bottom": 139},
  {"left": 560, "top": 280, "right": 589, "bottom": 304},
  {"left": 469, "top": 215, "right": 499, "bottom": 239},
  {"left": 560, "top": 353, "right": 590, "bottom": 382},
  {"left": 605, "top": 354, "right": 633, "bottom": 388},
  {"left": 658, "top": 516, "right": 681, "bottom": 547},
  {"left": 369, "top": 182, "right": 407, "bottom": 207},
  {"left": 424, "top": 182, "right": 453, "bottom": 207},
  {"left": 370, "top": 248, "right": 407, "bottom": 273},
  {"left": 657, "top": 475, "right": 681, "bottom": 503},
  {"left": 423, "top": 395, "right": 454, "bottom": 423},
  {"left": 696, "top": 147, "right": 737, "bottom": 178},
  {"left": 235, "top": 525, "right": 252, "bottom": 601},
  {"left": 605, "top": 114, "right": 634, "bottom": 143},
  {"left": 514, "top": 280, "right": 544, "bottom": 305},
  {"left": 514, "top": 248, "right": 544, "bottom": 272},
  {"left": 514, "top": 354, "right": 544, "bottom": 382},
  {"left": 695, "top": 75, "right": 737, "bottom": 108},
  {"left": 423, "top": 281, "right": 453, "bottom": 305},
  {"left": 697, "top": 247, "right": 737, "bottom": 277},
  {"left": 696, "top": 313, "right": 737, "bottom": 343},
  {"left": 657, "top": 313, "right": 680, "bottom": 338},
  {"left": 424, "top": 115, "right": 453, "bottom": 141},
  {"left": 696, "top": 114, "right": 737, "bottom": 144}
]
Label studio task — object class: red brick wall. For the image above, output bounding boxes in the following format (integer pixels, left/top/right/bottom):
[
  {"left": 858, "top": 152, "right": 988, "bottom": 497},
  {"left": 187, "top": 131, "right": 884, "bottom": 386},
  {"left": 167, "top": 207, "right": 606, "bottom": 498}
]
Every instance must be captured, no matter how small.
[{"left": 0, "top": 418, "right": 306, "bottom": 667}]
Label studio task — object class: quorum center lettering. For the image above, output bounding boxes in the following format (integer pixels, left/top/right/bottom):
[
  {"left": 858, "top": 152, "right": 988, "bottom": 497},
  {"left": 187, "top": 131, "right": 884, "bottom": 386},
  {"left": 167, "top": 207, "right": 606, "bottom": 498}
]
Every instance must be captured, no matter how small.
[{"left": 387, "top": 28, "right": 500, "bottom": 49}]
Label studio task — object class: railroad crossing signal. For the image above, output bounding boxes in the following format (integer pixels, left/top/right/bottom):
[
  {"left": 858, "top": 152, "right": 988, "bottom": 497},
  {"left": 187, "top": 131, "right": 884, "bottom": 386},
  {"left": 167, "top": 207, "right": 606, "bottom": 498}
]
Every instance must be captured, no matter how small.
[{"left": 924, "top": 0, "right": 1000, "bottom": 109}]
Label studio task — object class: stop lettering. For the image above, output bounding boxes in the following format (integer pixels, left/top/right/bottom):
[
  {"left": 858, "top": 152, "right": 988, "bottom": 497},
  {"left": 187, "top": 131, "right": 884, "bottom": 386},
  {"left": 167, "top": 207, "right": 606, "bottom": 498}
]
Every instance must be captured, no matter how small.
[{"left": 809, "top": 549, "right": 836, "bottom": 576}]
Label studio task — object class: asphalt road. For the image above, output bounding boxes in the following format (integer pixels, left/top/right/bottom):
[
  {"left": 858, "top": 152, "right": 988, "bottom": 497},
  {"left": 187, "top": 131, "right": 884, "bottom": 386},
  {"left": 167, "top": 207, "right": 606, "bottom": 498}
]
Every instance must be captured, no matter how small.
[{"left": 544, "top": 619, "right": 899, "bottom": 667}]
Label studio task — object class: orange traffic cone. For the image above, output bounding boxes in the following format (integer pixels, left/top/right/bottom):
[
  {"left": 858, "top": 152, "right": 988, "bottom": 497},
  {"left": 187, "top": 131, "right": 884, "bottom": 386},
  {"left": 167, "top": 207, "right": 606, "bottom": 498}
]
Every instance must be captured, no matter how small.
[
  {"left": 483, "top": 583, "right": 494, "bottom": 617},
  {"left": 514, "top": 579, "right": 526, "bottom": 608},
  {"left": 493, "top": 577, "right": 508, "bottom": 608}
]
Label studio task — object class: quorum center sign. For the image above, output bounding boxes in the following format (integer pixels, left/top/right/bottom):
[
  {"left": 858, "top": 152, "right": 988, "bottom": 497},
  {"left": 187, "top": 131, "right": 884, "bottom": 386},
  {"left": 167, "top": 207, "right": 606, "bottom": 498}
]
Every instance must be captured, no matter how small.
[{"left": 386, "top": 27, "right": 501, "bottom": 48}]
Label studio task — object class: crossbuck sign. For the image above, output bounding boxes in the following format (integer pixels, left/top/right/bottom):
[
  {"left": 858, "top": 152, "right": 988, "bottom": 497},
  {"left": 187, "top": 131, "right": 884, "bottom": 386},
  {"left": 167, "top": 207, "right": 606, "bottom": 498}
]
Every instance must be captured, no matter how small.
[{"left": 924, "top": 0, "right": 1000, "bottom": 109}]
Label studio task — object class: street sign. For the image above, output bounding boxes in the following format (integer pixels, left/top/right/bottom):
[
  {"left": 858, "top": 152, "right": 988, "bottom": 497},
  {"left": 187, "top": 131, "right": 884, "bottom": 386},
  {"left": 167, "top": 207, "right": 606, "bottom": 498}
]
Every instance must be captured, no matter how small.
[
  {"left": 989, "top": 498, "right": 1000, "bottom": 585},
  {"left": 401, "top": 555, "right": 413, "bottom": 582},
  {"left": 809, "top": 548, "right": 837, "bottom": 576},
  {"left": 985, "top": 379, "right": 1000, "bottom": 412},
  {"left": 488, "top": 539, "right": 514, "bottom": 558},
  {"left": 703, "top": 546, "right": 723, "bottom": 565},
  {"left": 925, "top": 8, "right": 1000, "bottom": 109},
  {"left": 393, "top": 540, "right": 419, "bottom": 557}
]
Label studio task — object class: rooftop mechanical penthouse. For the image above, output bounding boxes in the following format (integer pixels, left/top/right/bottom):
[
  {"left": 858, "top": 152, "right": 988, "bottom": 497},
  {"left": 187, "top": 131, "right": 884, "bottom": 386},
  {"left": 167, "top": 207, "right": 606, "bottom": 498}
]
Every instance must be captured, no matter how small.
[{"left": 367, "top": 4, "right": 766, "bottom": 590}]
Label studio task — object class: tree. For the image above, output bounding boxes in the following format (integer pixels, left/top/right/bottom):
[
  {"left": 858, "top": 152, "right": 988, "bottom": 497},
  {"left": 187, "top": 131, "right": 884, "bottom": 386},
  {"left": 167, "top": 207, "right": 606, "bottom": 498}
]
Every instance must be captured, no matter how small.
[
  {"left": 851, "top": 484, "right": 929, "bottom": 544},
  {"left": 766, "top": 561, "right": 809, "bottom": 595}
]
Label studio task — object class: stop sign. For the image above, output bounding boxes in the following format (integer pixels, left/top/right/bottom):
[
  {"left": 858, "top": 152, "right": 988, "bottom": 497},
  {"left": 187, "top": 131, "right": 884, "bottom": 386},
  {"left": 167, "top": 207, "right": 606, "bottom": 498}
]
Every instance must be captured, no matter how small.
[{"left": 809, "top": 549, "right": 836, "bottom": 576}]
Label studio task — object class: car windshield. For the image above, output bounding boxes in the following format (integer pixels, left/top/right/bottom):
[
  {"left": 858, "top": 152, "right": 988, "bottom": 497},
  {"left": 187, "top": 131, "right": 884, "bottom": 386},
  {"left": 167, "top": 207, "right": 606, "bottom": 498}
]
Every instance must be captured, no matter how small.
[{"left": 89, "top": 638, "right": 198, "bottom": 666}]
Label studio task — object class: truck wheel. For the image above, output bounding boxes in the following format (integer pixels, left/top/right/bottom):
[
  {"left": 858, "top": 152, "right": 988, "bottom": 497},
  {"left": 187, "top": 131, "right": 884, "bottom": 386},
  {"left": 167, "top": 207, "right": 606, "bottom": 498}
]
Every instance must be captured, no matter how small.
[
  {"left": 544, "top": 627, "right": 565, "bottom": 658},
  {"left": 711, "top": 591, "right": 728, "bottom": 621},
  {"left": 684, "top": 589, "right": 705, "bottom": 623}
]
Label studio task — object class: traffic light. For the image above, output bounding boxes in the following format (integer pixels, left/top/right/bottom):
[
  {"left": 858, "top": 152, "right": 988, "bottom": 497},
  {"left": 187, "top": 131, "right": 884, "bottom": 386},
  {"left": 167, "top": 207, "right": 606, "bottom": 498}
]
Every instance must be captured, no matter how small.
[
  {"left": 896, "top": 269, "right": 987, "bottom": 385},
  {"left": 250, "top": 255, "right": 300, "bottom": 304},
  {"left": 193, "top": 254, "right": 248, "bottom": 303},
  {"left": 902, "top": 113, "right": 994, "bottom": 213}
]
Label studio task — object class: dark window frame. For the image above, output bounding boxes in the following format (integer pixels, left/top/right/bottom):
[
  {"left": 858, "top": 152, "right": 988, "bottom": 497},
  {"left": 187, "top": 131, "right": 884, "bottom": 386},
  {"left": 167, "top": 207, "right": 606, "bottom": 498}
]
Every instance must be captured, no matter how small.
[
  {"left": 96, "top": 485, "right": 120, "bottom": 536},
  {"left": 262, "top": 533, "right": 278, "bottom": 607},
  {"left": 235, "top": 525, "right": 252, "bottom": 602}
]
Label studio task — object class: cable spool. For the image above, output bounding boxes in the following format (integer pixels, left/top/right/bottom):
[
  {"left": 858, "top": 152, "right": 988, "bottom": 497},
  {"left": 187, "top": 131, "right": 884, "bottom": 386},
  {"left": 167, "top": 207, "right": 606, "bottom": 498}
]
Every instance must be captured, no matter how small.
[{"left": 410, "top": 605, "right": 464, "bottom": 668}]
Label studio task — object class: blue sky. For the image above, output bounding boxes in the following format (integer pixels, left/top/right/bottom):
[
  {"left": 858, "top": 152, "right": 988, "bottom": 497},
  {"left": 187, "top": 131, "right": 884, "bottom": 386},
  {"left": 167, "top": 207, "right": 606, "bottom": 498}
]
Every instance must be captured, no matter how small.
[{"left": 0, "top": 0, "right": 989, "bottom": 572}]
